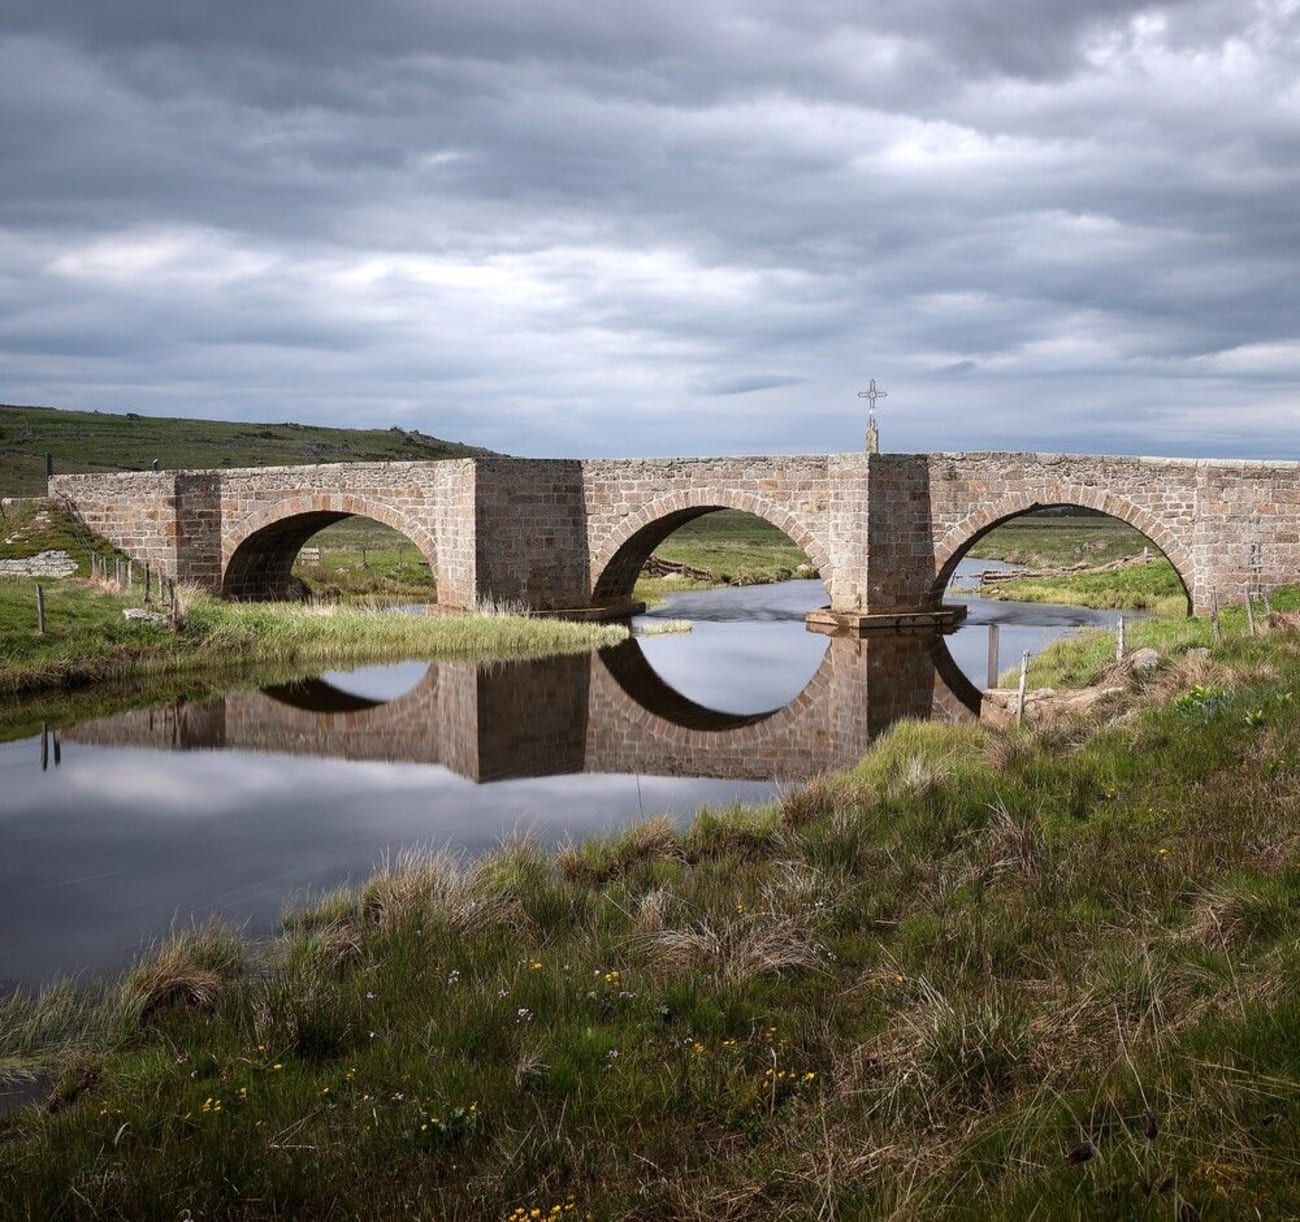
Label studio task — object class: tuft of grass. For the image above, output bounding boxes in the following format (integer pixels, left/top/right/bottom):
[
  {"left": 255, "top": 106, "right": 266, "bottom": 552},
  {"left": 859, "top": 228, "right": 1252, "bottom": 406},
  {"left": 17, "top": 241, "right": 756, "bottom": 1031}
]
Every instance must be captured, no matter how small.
[
  {"left": 635, "top": 618, "right": 693, "bottom": 635},
  {"left": 685, "top": 804, "right": 784, "bottom": 861},
  {"left": 644, "top": 909, "right": 826, "bottom": 986},
  {"left": 358, "top": 847, "right": 516, "bottom": 936},
  {"left": 557, "top": 815, "right": 684, "bottom": 885},
  {"left": 119, "top": 925, "right": 246, "bottom": 1026}
]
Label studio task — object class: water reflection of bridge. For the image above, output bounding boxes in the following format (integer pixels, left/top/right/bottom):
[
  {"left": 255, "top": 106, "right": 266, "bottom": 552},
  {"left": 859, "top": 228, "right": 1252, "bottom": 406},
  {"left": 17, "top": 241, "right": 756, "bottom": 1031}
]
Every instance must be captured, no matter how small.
[{"left": 65, "top": 635, "right": 978, "bottom": 782}]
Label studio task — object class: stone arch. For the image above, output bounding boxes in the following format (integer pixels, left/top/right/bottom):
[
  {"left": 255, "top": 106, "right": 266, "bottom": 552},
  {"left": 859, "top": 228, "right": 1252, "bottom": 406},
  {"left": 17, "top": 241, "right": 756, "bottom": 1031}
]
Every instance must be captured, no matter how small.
[
  {"left": 930, "top": 487, "right": 1195, "bottom": 613},
  {"left": 590, "top": 490, "right": 831, "bottom": 607},
  {"left": 222, "top": 494, "right": 438, "bottom": 601}
]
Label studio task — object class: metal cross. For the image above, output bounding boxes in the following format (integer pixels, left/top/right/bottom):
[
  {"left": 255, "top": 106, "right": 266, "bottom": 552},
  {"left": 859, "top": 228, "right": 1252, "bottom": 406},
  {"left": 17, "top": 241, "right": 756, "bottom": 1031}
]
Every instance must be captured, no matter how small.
[
  {"left": 857, "top": 379, "right": 888, "bottom": 413},
  {"left": 857, "top": 379, "right": 888, "bottom": 453}
]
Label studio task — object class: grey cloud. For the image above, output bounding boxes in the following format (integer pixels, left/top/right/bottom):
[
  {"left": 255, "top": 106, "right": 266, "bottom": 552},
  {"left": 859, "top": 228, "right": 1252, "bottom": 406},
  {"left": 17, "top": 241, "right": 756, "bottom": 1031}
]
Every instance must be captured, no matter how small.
[{"left": 691, "top": 373, "right": 807, "bottom": 397}]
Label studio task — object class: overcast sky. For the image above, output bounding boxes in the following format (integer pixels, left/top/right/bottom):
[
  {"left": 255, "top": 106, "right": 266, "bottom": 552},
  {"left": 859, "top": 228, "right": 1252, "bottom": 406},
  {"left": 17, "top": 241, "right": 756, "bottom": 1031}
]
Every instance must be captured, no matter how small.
[{"left": 2, "top": 0, "right": 1299, "bottom": 458}]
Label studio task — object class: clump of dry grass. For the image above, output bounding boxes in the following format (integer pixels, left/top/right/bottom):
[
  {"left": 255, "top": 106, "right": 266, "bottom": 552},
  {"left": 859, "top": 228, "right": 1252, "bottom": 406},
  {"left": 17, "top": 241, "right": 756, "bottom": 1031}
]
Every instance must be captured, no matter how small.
[
  {"left": 633, "top": 886, "right": 676, "bottom": 934},
  {"left": 1140, "top": 648, "right": 1238, "bottom": 706},
  {"left": 360, "top": 846, "right": 513, "bottom": 934},
  {"left": 960, "top": 798, "right": 1043, "bottom": 885},
  {"left": 887, "top": 753, "right": 954, "bottom": 801},
  {"left": 643, "top": 908, "right": 826, "bottom": 985},
  {"left": 1182, "top": 877, "right": 1296, "bottom": 953},
  {"left": 119, "top": 925, "right": 245, "bottom": 1024},
  {"left": 874, "top": 978, "right": 1033, "bottom": 1113}
]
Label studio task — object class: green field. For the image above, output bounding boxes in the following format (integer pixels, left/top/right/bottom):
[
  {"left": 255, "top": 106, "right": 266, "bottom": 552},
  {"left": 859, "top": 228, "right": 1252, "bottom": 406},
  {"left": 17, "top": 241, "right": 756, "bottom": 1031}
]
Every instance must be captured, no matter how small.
[
  {"left": 293, "top": 517, "right": 437, "bottom": 603},
  {"left": 967, "top": 510, "right": 1159, "bottom": 569},
  {"left": 0, "top": 404, "right": 488, "bottom": 496}
]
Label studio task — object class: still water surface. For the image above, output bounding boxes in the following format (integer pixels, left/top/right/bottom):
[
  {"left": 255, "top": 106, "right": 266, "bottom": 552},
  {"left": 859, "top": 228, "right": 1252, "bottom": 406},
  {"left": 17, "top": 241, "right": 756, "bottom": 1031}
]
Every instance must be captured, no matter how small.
[{"left": 0, "top": 560, "right": 1123, "bottom": 989}]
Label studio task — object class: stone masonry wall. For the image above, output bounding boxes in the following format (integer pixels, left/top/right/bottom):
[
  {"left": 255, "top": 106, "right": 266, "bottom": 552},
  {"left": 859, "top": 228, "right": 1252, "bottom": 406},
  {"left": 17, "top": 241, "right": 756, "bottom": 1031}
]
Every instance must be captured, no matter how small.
[
  {"left": 216, "top": 460, "right": 473, "bottom": 603},
  {"left": 1190, "top": 460, "right": 1300, "bottom": 614},
  {"left": 49, "top": 471, "right": 183, "bottom": 576},
  {"left": 472, "top": 459, "right": 589, "bottom": 610}
]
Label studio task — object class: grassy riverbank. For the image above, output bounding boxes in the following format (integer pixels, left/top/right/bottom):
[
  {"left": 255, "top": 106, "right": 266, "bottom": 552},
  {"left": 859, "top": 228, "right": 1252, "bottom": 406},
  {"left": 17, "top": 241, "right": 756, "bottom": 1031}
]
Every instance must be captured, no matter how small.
[
  {"left": 978, "top": 558, "right": 1189, "bottom": 615},
  {"left": 966, "top": 513, "right": 1189, "bottom": 614},
  {"left": 1020, "top": 586, "right": 1297, "bottom": 688},
  {"left": 4, "top": 603, "right": 1300, "bottom": 1218},
  {"left": 0, "top": 579, "right": 627, "bottom": 699}
]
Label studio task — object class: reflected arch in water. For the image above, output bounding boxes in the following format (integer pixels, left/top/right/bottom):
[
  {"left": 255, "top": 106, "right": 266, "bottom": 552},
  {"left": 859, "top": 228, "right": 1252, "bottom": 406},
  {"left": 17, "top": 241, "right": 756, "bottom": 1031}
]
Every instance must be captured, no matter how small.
[
  {"left": 589, "top": 631, "right": 980, "bottom": 780},
  {"left": 263, "top": 662, "right": 433, "bottom": 714},
  {"left": 221, "top": 497, "right": 437, "bottom": 601},
  {"left": 591, "top": 497, "right": 830, "bottom": 608},
  {"left": 931, "top": 498, "right": 1194, "bottom": 615},
  {"left": 598, "top": 638, "right": 814, "bottom": 732}
]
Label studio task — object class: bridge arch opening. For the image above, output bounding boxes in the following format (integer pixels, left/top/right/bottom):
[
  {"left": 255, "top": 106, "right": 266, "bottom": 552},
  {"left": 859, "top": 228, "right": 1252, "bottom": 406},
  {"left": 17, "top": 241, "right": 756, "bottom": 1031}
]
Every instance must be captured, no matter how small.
[
  {"left": 593, "top": 507, "right": 827, "bottom": 609},
  {"left": 223, "top": 508, "right": 435, "bottom": 602},
  {"left": 933, "top": 504, "right": 1193, "bottom": 616}
]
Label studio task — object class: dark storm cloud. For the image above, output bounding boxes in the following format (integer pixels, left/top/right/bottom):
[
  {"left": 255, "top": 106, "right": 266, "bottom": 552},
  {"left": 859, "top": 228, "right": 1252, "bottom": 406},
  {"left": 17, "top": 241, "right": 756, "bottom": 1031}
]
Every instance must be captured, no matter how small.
[{"left": 1, "top": 0, "right": 1298, "bottom": 458}]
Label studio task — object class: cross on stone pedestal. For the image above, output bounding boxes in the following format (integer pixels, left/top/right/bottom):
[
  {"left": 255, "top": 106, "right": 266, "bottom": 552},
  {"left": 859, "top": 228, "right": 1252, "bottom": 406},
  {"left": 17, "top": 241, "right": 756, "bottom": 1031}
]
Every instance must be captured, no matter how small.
[{"left": 857, "top": 379, "right": 888, "bottom": 454}]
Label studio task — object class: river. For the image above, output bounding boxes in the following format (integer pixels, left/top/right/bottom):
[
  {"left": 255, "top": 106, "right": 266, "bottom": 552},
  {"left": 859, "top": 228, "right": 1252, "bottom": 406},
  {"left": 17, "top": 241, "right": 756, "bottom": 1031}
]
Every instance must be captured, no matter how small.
[{"left": 0, "top": 558, "right": 1123, "bottom": 990}]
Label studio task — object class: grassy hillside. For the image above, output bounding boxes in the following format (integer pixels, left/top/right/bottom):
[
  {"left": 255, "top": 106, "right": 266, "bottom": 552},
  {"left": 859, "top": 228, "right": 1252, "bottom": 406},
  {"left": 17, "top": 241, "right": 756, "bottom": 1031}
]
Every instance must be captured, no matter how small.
[{"left": 0, "top": 404, "right": 491, "bottom": 497}]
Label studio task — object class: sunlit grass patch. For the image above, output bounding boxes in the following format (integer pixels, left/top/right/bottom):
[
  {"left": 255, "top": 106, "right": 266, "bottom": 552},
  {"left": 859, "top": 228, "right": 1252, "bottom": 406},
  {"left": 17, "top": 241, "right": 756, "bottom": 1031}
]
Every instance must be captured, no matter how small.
[
  {"left": 983, "top": 558, "right": 1188, "bottom": 614},
  {"left": 635, "top": 618, "right": 693, "bottom": 635}
]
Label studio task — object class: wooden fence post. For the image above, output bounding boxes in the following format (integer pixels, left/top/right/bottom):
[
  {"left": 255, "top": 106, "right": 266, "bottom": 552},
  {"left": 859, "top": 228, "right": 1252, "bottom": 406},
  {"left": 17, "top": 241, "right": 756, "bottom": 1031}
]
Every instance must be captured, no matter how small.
[
  {"left": 986, "top": 623, "right": 1000, "bottom": 690},
  {"left": 1244, "top": 586, "right": 1256, "bottom": 637},
  {"left": 1116, "top": 613, "right": 1126, "bottom": 661},
  {"left": 1016, "top": 650, "right": 1030, "bottom": 726},
  {"left": 35, "top": 584, "right": 46, "bottom": 635},
  {"left": 1211, "top": 591, "right": 1222, "bottom": 644}
]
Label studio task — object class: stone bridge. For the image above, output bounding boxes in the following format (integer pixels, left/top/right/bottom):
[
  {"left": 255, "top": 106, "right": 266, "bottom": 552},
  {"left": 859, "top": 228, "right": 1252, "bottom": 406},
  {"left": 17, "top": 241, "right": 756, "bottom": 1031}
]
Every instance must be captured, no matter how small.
[
  {"left": 63, "top": 633, "right": 977, "bottom": 783},
  {"left": 49, "top": 451, "right": 1300, "bottom": 624}
]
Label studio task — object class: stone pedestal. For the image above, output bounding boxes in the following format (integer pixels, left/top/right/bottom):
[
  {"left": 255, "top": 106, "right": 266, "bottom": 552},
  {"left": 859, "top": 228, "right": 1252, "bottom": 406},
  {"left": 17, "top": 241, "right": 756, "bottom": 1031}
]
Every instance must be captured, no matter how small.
[{"left": 805, "top": 604, "right": 967, "bottom": 637}]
